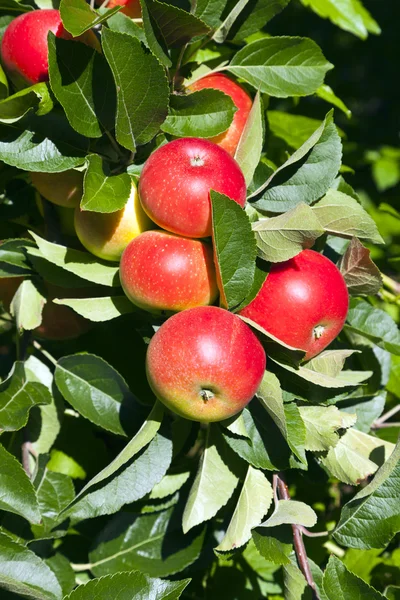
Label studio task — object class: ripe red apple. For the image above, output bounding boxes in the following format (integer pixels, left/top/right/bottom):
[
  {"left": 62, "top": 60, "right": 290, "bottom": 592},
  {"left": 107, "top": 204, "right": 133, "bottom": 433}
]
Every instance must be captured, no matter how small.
[
  {"left": 120, "top": 230, "right": 218, "bottom": 314},
  {"left": 95, "top": 0, "right": 141, "bottom": 18},
  {"left": 146, "top": 306, "right": 266, "bottom": 422},
  {"left": 1, "top": 9, "right": 99, "bottom": 88},
  {"left": 189, "top": 74, "right": 252, "bottom": 156},
  {"left": 239, "top": 249, "right": 349, "bottom": 360},
  {"left": 138, "top": 138, "right": 247, "bottom": 238},
  {"left": 75, "top": 183, "right": 153, "bottom": 262},
  {"left": 31, "top": 170, "right": 84, "bottom": 208}
]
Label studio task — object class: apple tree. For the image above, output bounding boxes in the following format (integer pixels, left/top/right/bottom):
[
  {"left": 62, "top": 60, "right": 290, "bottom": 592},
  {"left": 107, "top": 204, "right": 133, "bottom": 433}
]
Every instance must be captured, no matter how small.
[{"left": 0, "top": 0, "right": 399, "bottom": 598}]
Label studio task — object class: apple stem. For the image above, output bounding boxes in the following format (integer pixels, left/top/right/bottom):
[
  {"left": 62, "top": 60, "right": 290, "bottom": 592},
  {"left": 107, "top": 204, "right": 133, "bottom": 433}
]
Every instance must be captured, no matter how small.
[
  {"left": 276, "top": 472, "right": 321, "bottom": 600},
  {"left": 200, "top": 389, "right": 214, "bottom": 402},
  {"left": 190, "top": 155, "right": 205, "bottom": 167},
  {"left": 313, "top": 325, "right": 325, "bottom": 339}
]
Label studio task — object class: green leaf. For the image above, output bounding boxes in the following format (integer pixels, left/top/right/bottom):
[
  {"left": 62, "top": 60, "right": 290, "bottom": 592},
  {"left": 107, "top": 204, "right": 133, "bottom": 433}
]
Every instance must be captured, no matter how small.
[
  {"left": 194, "top": 0, "right": 227, "bottom": 28},
  {"left": 253, "top": 203, "right": 325, "bottom": 262},
  {"left": 0, "top": 238, "right": 35, "bottom": 277},
  {"left": 80, "top": 155, "right": 132, "bottom": 212},
  {"left": 66, "top": 431, "right": 172, "bottom": 521},
  {"left": 10, "top": 279, "right": 46, "bottom": 332},
  {"left": 283, "top": 556, "right": 309, "bottom": 600},
  {"left": 60, "top": 0, "right": 120, "bottom": 36},
  {"left": 334, "top": 438, "right": 400, "bottom": 549},
  {"left": 140, "top": 0, "right": 171, "bottom": 67},
  {"left": 252, "top": 526, "right": 293, "bottom": 565},
  {"left": 320, "top": 428, "right": 394, "bottom": 485},
  {"left": 0, "top": 64, "right": 9, "bottom": 100},
  {"left": 45, "top": 554, "right": 75, "bottom": 597},
  {"left": 372, "top": 157, "right": 400, "bottom": 192},
  {"left": 29, "top": 232, "right": 120, "bottom": 287},
  {"left": 161, "top": 89, "right": 236, "bottom": 138},
  {"left": 323, "top": 555, "right": 385, "bottom": 599},
  {"left": 0, "top": 533, "right": 62, "bottom": 600},
  {"left": 216, "top": 466, "right": 273, "bottom": 551},
  {"left": 55, "top": 353, "right": 138, "bottom": 437},
  {"left": 250, "top": 111, "right": 342, "bottom": 213},
  {"left": 385, "top": 586, "right": 400, "bottom": 600},
  {"left": 271, "top": 357, "right": 372, "bottom": 388},
  {"left": 0, "top": 443, "right": 41, "bottom": 523},
  {"left": 0, "top": 361, "right": 52, "bottom": 433},
  {"left": 211, "top": 190, "right": 257, "bottom": 311},
  {"left": 102, "top": 28, "right": 169, "bottom": 151},
  {"left": 306, "top": 349, "right": 360, "bottom": 377},
  {"left": 338, "top": 237, "right": 382, "bottom": 295},
  {"left": 268, "top": 110, "right": 328, "bottom": 150},
  {"left": 48, "top": 36, "right": 115, "bottom": 138},
  {"left": 54, "top": 296, "right": 134, "bottom": 322},
  {"left": 71, "top": 402, "right": 163, "bottom": 502},
  {"left": 149, "top": 470, "right": 191, "bottom": 500},
  {"left": 316, "top": 84, "right": 352, "bottom": 118},
  {"left": 228, "top": 0, "right": 292, "bottom": 42},
  {"left": 33, "top": 469, "right": 75, "bottom": 535},
  {"left": 142, "top": 0, "right": 210, "bottom": 47},
  {"left": 183, "top": 425, "right": 239, "bottom": 533},
  {"left": 260, "top": 499, "right": 317, "bottom": 528},
  {"left": 107, "top": 11, "right": 148, "bottom": 45},
  {"left": 89, "top": 506, "right": 205, "bottom": 577},
  {"left": 339, "top": 392, "right": 386, "bottom": 433},
  {"left": 312, "top": 190, "right": 384, "bottom": 244},
  {"left": 345, "top": 298, "right": 400, "bottom": 356},
  {"left": 0, "top": 83, "right": 53, "bottom": 124},
  {"left": 235, "top": 91, "right": 263, "bottom": 187},
  {"left": 228, "top": 36, "right": 333, "bottom": 97},
  {"left": 299, "top": 405, "right": 356, "bottom": 451},
  {"left": 212, "top": 0, "right": 251, "bottom": 43},
  {"left": 65, "top": 571, "right": 190, "bottom": 600},
  {"left": 300, "top": 0, "right": 381, "bottom": 40}
]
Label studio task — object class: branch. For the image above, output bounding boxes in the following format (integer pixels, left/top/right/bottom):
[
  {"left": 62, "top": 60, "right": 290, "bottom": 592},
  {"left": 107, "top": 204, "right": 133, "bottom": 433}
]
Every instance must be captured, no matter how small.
[
  {"left": 373, "top": 404, "right": 400, "bottom": 427},
  {"left": 276, "top": 473, "right": 321, "bottom": 600}
]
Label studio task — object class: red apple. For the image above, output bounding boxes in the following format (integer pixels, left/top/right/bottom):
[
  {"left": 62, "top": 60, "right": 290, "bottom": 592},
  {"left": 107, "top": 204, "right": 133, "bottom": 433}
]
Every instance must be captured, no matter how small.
[
  {"left": 138, "top": 138, "right": 247, "bottom": 238},
  {"left": 189, "top": 74, "right": 253, "bottom": 156},
  {"left": 146, "top": 306, "right": 266, "bottom": 422},
  {"left": 1, "top": 9, "right": 99, "bottom": 88},
  {"left": 239, "top": 249, "right": 349, "bottom": 361},
  {"left": 95, "top": 0, "right": 141, "bottom": 18},
  {"left": 120, "top": 230, "right": 218, "bottom": 314},
  {"left": 31, "top": 170, "right": 84, "bottom": 208}
]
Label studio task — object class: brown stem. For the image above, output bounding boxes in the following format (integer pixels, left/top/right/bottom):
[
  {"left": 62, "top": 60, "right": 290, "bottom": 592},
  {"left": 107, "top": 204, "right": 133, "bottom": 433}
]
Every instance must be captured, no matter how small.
[
  {"left": 373, "top": 404, "right": 400, "bottom": 426},
  {"left": 276, "top": 473, "right": 320, "bottom": 600},
  {"left": 21, "top": 431, "right": 32, "bottom": 478}
]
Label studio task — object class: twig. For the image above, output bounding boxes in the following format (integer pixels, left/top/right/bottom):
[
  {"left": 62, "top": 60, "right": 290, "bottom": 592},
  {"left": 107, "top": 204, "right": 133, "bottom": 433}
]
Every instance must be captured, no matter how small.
[
  {"left": 372, "top": 422, "right": 400, "bottom": 429},
  {"left": 374, "top": 404, "right": 400, "bottom": 426},
  {"left": 276, "top": 473, "right": 320, "bottom": 600},
  {"left": 172, "top": 44, "right": 188, "bottom": 92},
  {"left": 382, "top": 273, "right": 400, "bottom": 296},
  {"left": 32, "top": 339, "right": 58, "bottom": 367},
  {"left": 22, "top": 431, "right": 34, "bottom": 478},
  {"left": 298, "top": 526, "right": 329, "bottom": 538},
  {"left": 272, "top": 473, "right": 279, "bottom": 506}
]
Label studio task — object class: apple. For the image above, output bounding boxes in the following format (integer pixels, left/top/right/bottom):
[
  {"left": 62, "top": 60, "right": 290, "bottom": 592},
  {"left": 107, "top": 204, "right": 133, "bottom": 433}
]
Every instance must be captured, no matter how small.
[
  {"left": 239, "top": 249, "right": 349, "bottom": 360},
  {"left": 189, "top": 74, "right": 253, "bottom": 156},
  {"left": 146, "top": 306, "right": 266, "bottom": 422},
  {"left": 95, "top": 0, "right": 141, "bottom": 18},
  {"left": 31, "top": 170, "right": 84, "bottom": 208},
  {"left": 1, "top": 9, "right": 99, "bottom": 88},
  {"left": 120, "top": 230, "right": 218, "bottom": 314},
  {"left": 74, "top": 182, "right": 153, "bottom": 262},
  {"left": 139, "top": 138, "right": 247, "bottom": 238}
]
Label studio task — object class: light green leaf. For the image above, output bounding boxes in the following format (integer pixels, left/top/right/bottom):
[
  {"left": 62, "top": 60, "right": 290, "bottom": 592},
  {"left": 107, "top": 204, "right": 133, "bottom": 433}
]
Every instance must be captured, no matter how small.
[
  {"left": 229, "top": 0, "right": 292, "bottom": 42},
  {"left": 334, "top": 438, "right": 400, "bottom": 549},
  {"left": 320, "top": 428, "right": 394, "bottom": 485},
  {"left": 161, "top": 89, "right": 237, "bottom": 138},
  {"left": 10, "top": 278, "right": 46, "bottom": 332},
  {"left": 268, "top": 110, "right": 328, "bottom": 149},
  {"left": 271, "top": 357, "right": 372, "bottom": 388},
  {"left": 81, "top": 155, "right": 131, "bottom": 212},
  {"left": 0, "top": 361, "right": 52, "bottom": 433},
  {"left": 306, "top": 349, "right": 359, "bottom": 377},
  {"left": 102, "top": 28, "right": 169, "bottom": 151},
  {"left": 213, "top": 0, "right": 251, "bottom": 43},
  {"left": 235, "top": 91, "right": 263, "bottom": 186},
  {"left": 216, "top": 466, "right": 273, "bottom": 551},
  {"left": 0, "top": 83, "right": 53, "bottom": 123},
  {"left": 299, "top": 405, "right": 356, "bottom": 451},
  {"left": 323, "top": 555, "right": 385, "bottom": 600},
  {"left": 33, "top": 469, "right": 75, "bottom": 535},
  {"left": 228, "top": 36, "right": 333, "bottom": 97},
  {"left": 183, "top": 425, "right": 239, "bottom": 533},
  {"left": 60, "top": 0, "right": 120, "bottom": 36},
  {"left": 283, "top": 556, "right": 308, "bottom": 600},
  {"left": 338, "top": 237, "right": 382, "bottom": 295},
  {"left": 0, "top": 443, "right": 41, "bottom": 523},
  {"left": 0, "top": 64, "right": 9, "bottom": 99},
  {"left": 149, "top": 470, "right": 191, "bottom": 500},
  {"left": 54, "top": 296, "right": 134, "bottom": 322},
  {"left": 316, "top": 84, "right": 351, "bottom": 118},
  {"left": 345, "top": 298, "right": 400, "bottom": 356},
  {"left": 252, "top": 527, "right": 293, "bottom": 565},
  {"left": 253, "top": 203, "right": 325, "bottom": 262},
  {"left": 260, "top": 499, "right": 317, "bottom": 528},
  {"left": 30, "top": 232, "right": 120, "bottom": 287},
  {"left": 300, "top": 0, "right": 380, "bottom": 40},
  {"left": 313, "top": 189, "right": 384, "bottom": 244},
  {"left": 0, "top": 533, "right": 62, "bottom": 600}
]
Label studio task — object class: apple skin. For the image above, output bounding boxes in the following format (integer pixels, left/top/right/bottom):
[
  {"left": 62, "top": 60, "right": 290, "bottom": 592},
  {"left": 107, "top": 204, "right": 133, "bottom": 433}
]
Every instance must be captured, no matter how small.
[
  {"left": 120, "top": 230, "right": 218, "bottom": 314},
  {"left": 189, "top": 74, "right": 252, "bottom": 156},
  {"left": 74, "top": 183, "right": 153, "bottom": 262},
  {"left": 239, "top": 249, "right": 349, "bottom": 361},
  {"left": 138, "top": 138, "right": 247, "bottom": 238},
  {"left": 146, "top": 306, "right": 266, "bottom": 422},
  {"left": 95, "top": 0, "right": 141, "bottom": 18},
  {"left": 31, "top": 170, "right": 84, "bottom": 208},
  {"left": 1, "top": 9, "right": 99, "bottom": 88}
]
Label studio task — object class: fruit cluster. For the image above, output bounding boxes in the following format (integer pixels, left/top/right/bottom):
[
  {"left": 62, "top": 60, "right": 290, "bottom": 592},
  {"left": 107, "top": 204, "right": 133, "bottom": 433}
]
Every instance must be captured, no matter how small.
[{"left": 0, "top": 8, "right": 349, "bottom": 423}]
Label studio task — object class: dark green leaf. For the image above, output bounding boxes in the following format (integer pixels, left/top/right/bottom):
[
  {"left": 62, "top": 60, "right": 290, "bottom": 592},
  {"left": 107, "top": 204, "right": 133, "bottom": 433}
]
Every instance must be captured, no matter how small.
[
  {"left": 0, "top": 238, "right": 34, "bottom": 277},
  {"left": 161, "top": 89, "right": 236, "bottom": 138},
  {"left": 0, "top": 443, "right": 41, "bottom": 523},
  {"left": 45, "top": 554, "right": 75, "bottom": 598},
  {"left": 194, "top": 0, "right": 227, "bottom": 28},
  {"left": 60, "top": 0, "right": 120, "bottom": 36},
  {"left": 228, "top": 0, "right": 292, "bottom": 42},
  {"left": 81, "top": 155, "right": 131, "bottom": 212},
  {"left": 252, "top": 526, "right": 293, "bottom": 565},
  {"left": 107, "top": 11, "right": 148, "bottom": 44},
  {"left": 102, "top": 29, "right": 169, "bottom": 151},
  {"left": 228, "top": 36, "right": 333, "bottom": 97},
  {"left": 143, "top": 0, "right": 210, "bottom": 47},
  {"left": 211, "top": 190, "right": 257, "bottom": 311},
  {"left": 323, "top": 555, "right": 385, "bottom": 599},
  {"left": 33, "top": 469, "right": 75, "bottom": 536},
  {"left": 346, "top": 299, "right": 400, "bottom": 356},
  {"left": 0, "top": 83, "right": 53, "bottom": 124}
]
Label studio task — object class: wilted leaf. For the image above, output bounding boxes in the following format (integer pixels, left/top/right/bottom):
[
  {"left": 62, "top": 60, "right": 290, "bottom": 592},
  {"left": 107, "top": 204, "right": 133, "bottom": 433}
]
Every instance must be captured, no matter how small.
[{"left": 338, "top": 237, "right": 382, "bottom": 295}]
